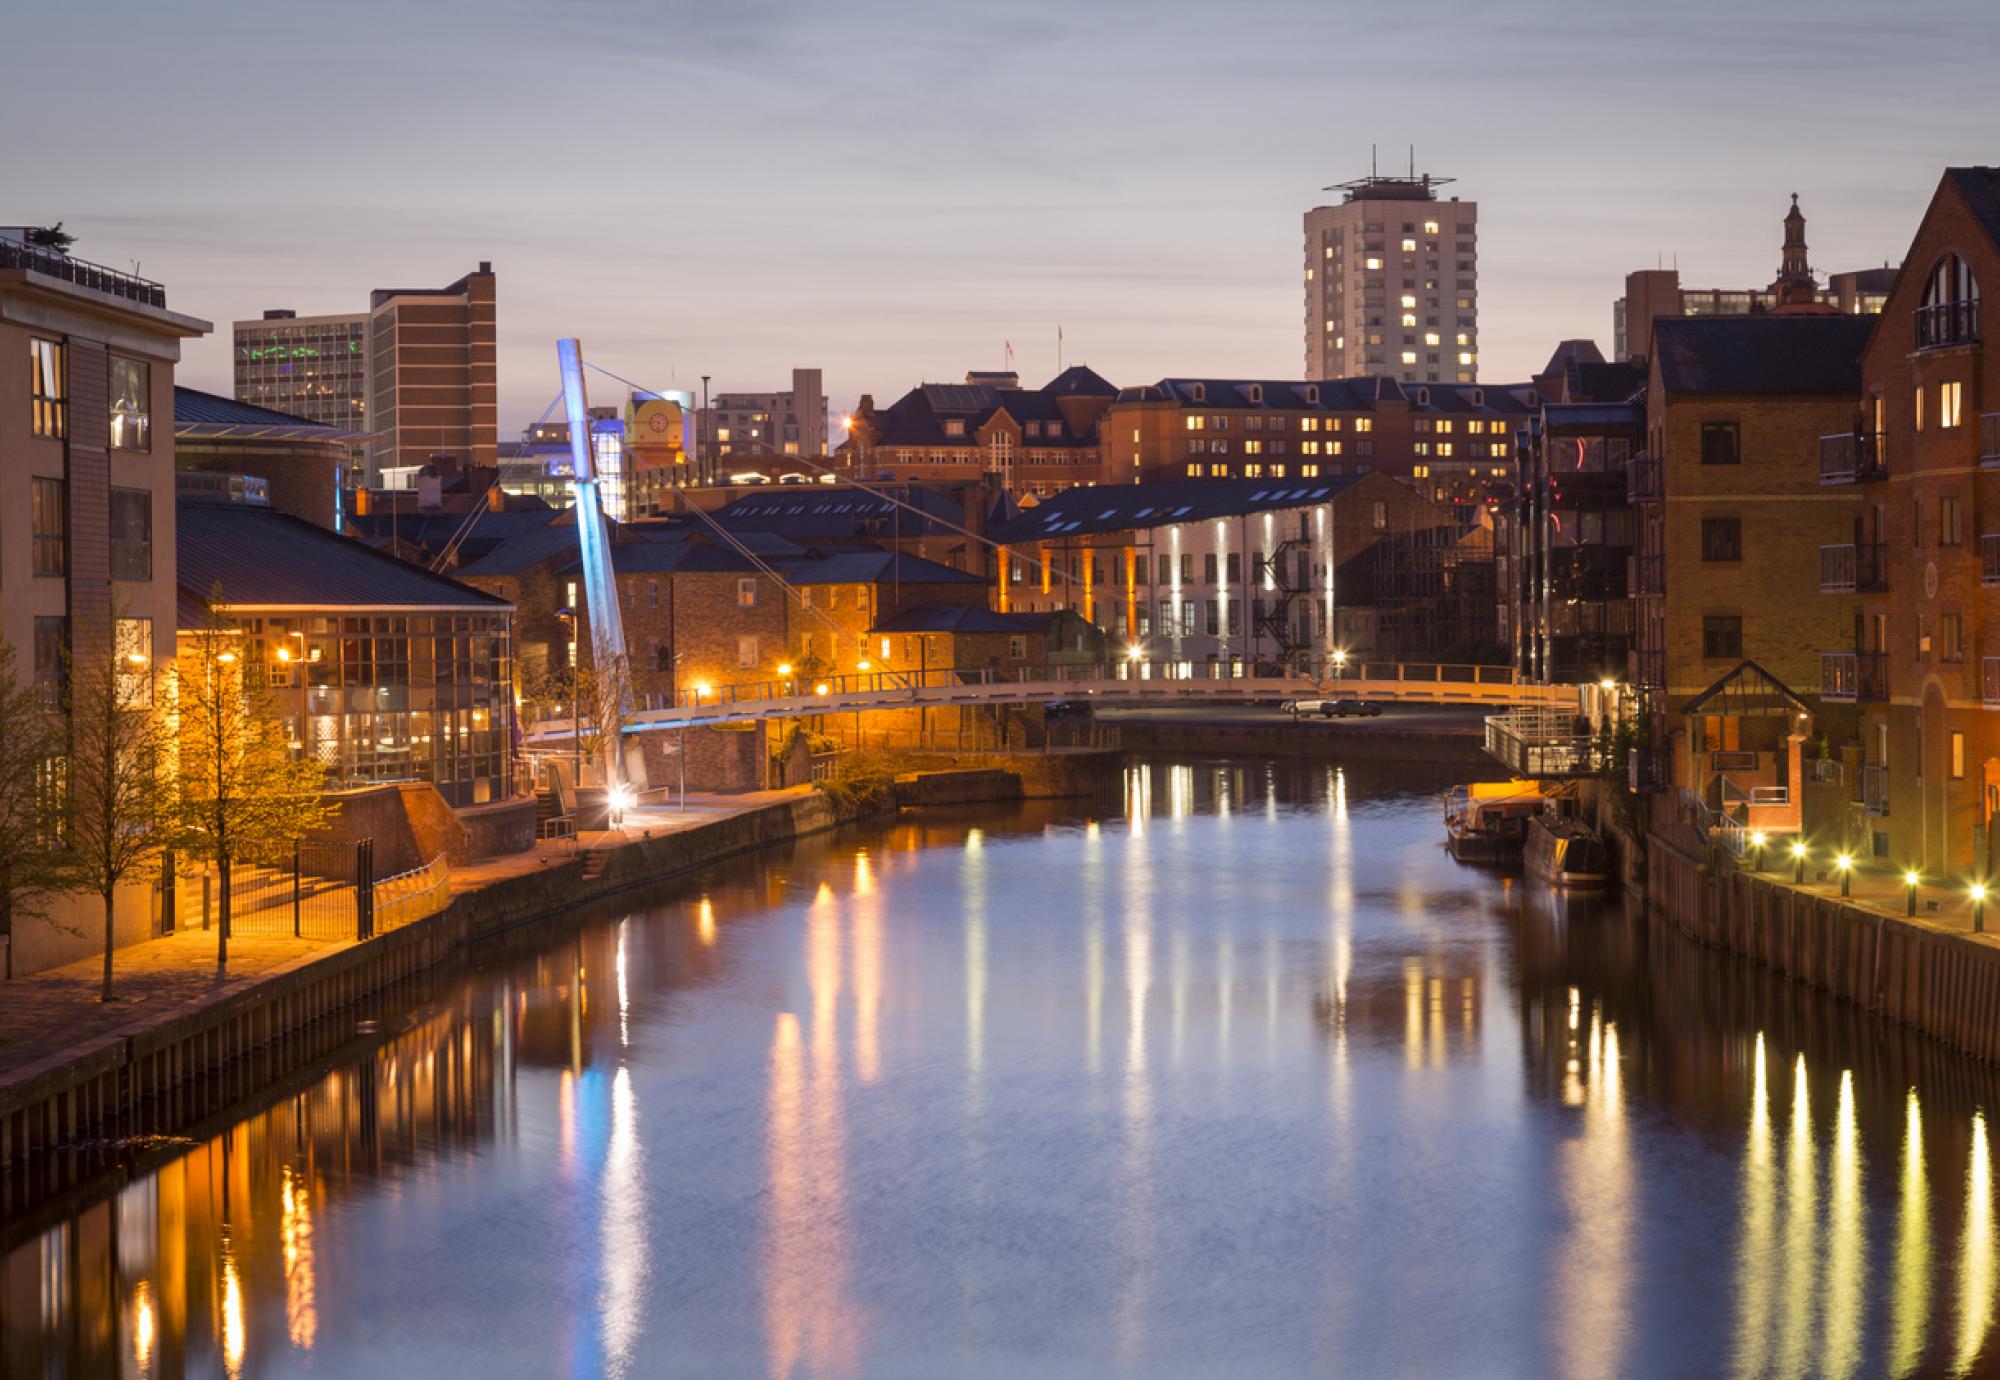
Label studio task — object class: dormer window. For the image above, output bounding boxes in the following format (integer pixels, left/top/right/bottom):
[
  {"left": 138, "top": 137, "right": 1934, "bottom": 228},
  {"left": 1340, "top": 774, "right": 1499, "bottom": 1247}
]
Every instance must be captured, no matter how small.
[
  {"left": 1305, "top": 385, "right": 1320, "bottom": 405},
  {"left": 944, "top": 419, "right": 965, "bottom": 437},
  {"left": 1416, "top": 387, "right": 1430, "bottom": 406},
  {"left": 1471, "top": 388, "right": 1484, "bottom": 407},
  {"left": 1190, "top": 383, "right": 1206, "bottom": 403},
  {"left": 1247, "top": 384, "right": 1264, "bottom": 404}
]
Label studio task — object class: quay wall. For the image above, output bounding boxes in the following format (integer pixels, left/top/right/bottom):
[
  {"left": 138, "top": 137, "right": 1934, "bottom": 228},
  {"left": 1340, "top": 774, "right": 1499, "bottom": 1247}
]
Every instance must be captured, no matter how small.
[
  {"left": 1647, "top": 831, "right": 2000, "bottom": 1066},
  {"left": 1115, "top": 721, "right": 1491, "bottom": 767}
]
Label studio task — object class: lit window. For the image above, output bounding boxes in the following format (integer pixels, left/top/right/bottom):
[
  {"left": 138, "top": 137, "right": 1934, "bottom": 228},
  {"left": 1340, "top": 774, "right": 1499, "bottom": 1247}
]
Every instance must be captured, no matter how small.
[
  {"left": 1365, "top": 257, "right": 1382, "bottom": 270},
  {"left": 737, "top": 578, "right": 758, "bottom": 607},
  {"left": 1401, "top": 238, "right": 1417, "bottom": 252},
  {"left": 1424, "top": 332, "right": 1440, "bottom": 346},
  {"left": 1400, "top": 294, "right": 1417, "bottom": 309},
  {"left": 1459, "top": 351, "right": 1476, "bottom": 366},
  {"left": 1401, "top": 313, "right": 1417, "bottom": 328},
  {"left": 1401, "top": 351, "right": 1417, "bottom": 365},
  {"left": 1942, "top": 380, "right": 1964, "bottom": 428},
  {"left": 30, "top": 338, "right": 65, "bottom": 438},
  {"left": 109, "top": 357, "right": 150, "bottom": 452},
  {"left": 1456, "top": 332, "right": 1470, "bottom": 346},
  {"left": 1423, "top": 220, "right": 1440, "bottom": 235}
]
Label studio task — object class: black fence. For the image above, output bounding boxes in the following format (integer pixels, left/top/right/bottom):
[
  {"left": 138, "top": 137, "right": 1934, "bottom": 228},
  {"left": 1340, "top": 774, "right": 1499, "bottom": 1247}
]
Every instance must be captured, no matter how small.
[{"left": 177, "top": 840, "right": 384, "bottom": 942}]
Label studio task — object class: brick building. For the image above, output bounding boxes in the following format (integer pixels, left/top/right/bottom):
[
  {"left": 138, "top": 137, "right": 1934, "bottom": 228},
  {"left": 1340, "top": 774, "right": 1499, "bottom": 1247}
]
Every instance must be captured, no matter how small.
[
  {"left": 1820, "top": 168, "right": 2000, "bottom": 874},
  {"left": 1103, "top": 375, "right": 1529, "bottom": 504},
  {"left": 837, "top": 367, "right": 1117, "bottom": 495}
]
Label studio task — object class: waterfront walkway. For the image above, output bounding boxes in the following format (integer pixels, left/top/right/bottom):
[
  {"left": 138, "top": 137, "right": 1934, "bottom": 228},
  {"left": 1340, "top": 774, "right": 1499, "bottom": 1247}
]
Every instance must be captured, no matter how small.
[
  {"left": 1748, "top": 857, "right": 1995, "bottom": 936},
  {"left": 0, "top": 792, "right": 788, "bottom": 1090}
]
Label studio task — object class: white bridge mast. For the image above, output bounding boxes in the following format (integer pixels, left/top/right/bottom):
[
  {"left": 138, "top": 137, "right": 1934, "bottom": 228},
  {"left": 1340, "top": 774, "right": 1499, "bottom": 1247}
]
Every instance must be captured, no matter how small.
[{"left": 556, "top": 338, "right": 629, "bottom": 790}]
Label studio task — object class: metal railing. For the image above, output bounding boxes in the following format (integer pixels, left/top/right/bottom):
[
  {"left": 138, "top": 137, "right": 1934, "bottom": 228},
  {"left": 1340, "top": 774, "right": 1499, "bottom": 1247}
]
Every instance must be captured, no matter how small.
[
  {"left": 1626, "top": 456, "right": 1663, "bottom": 502},
  {"left": 1985, "top": 657, "right": 2000, "bottom": 709},
  {"left": 1630, "top": 553, "right": 1665, "bottom": 596},
  {"left": 1820, "top": 544, "right": 1856, "bottom": 593},
  {"left": 1819, "top": 432, "right": 1885, "bottom": 484},
  {"left": 374, "top": 854, "right": 450, "bottom": 933},
  {"left": 0, "top": 238, "right": 168, "bottom": 308},
  {"left": 1862, "top": 764, "right": 1890, "bottom": 817},
  {"left": 1915, "top": 299, "right": 1980, "bottom": 350},
  {"left": 1821, "top": 651, "right": 1889, "bottom": 702},
  {"left": 1630, "top": 648, "right": 1666, "bottom": 690},
  {"left": 1712, "top": 750, "right": 1759, "bottom": 773},
  {"left": 1681, "top": 788, "right": 1749, "bottom": 858},
  {"left": 1808, "top": 757, "right": 1844, "bottom": 785},
  {"left": 1484, "top": 708, "right": 1596, "bottom": 777}
]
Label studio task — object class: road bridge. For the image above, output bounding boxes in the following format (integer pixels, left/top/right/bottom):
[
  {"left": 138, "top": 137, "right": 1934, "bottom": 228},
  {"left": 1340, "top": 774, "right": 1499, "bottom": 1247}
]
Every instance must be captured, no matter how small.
[{"left": 521, "top": 660, "right": 1582, "bottom": 747}]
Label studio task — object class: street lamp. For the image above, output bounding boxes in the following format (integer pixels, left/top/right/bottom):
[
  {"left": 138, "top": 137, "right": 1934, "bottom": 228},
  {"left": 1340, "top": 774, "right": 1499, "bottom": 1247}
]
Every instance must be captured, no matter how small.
[
  {"left": 1835, "top": 852, "right": 1853, "bottom": 898},
  {"left": 1332, "top": 648, "right": 1349, "bottom": 671},
  {"left": 1749, "top": 830, "right": 1766, "bottom": 871},
  {"left": 555, "top": 607, "right": 581, "bottom": 789},
  {"left": 1791, "top": 839, "right": 1808, "bottom": 884},
  {"left": 1906, "top": 870, "right": 1921, "bottom": 917},
  {"left": 607, "top": 783, "right": 635, "bottom": 831},
  {"left": 1974, "top": 882, "right": 1989, "bottom": 934}
]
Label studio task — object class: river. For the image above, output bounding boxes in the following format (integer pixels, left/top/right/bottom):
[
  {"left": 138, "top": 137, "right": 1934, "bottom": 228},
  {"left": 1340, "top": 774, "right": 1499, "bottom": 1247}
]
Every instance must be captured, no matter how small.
[{"left": 5, "top": 756, "right": 2000, "bottom": 1378}]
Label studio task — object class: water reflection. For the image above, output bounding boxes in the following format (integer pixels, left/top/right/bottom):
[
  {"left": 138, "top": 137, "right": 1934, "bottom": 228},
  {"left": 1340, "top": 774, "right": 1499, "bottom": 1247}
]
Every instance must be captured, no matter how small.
[{"left": 14, "top": 760, "right": 2000, "bottom": 1376}]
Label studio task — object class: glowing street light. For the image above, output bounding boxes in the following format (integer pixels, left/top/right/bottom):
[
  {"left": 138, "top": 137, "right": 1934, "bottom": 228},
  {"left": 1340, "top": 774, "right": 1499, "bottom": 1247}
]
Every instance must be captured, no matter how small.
[
  {"left": 1791, "top": 838, "right": 1808, "bottom": 884},
  {"left": 692, "top": 680, "right": 713, "bottom": 703},
  {"left": 1974, "top": 882, "right": 1989, "bottom": 933},
  {"left": 1332, "top": 648, "right": 1349, "bottom": 671},
  {"left": 1906, "top": 869, "right": 1921, "bottom": 917},
  {"left": 1749, "top": 830, "right": 1767, "bottom": 870},
  {"left": 857, "top": 659, "right": 871, "bottom": 673},
  {"left": 813, "top": 682, "right": 830, "bottom": 696},
  {"left": 607, "top": 783, "right": 636, "bottom": 829},
  {"left": 1834, "top": 851, "right": 1853, "bottom": 898},
  {"left": 777, "top": 662, "right": 793, "bottom": 678}
]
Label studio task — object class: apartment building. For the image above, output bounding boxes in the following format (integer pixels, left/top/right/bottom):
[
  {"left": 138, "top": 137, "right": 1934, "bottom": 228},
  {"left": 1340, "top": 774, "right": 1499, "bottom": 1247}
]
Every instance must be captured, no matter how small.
[
  {"left": 1819, "top": 168, "right": 2000, "bottom": 874},
  {"left": 985, "top": 471, "right": 1449, "bottom": 669},
  {"left": 1613, "top": 196, "right": 1897, "bottom": 361},
  {"left": 0, "top": 231, "right": 210, "bottom": 974},
  {"left": 1107, "top": 376, "right": 1528, "bottom": 514},
  {"left": 696, "top": 368, "right": 827, "bottom": 483},
  {"left": 1304, "top": 171, "right": 1478, "bottom": 384}
]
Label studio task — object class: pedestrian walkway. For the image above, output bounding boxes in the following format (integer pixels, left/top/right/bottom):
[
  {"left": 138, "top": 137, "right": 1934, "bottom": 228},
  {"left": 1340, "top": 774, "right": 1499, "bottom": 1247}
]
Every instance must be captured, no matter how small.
[
  {"left": 1747, "top": 855, "right": 1995, "bottom": 936},
  {"left": 0, "top": 929, "right": 343, "bottom": 1085}
]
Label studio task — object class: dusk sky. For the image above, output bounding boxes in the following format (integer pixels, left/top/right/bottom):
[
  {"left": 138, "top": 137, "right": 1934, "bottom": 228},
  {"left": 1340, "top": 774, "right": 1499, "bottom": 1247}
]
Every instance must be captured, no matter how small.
[{"left": 15, "top": 0, "right": 1999, "bottom": 439}]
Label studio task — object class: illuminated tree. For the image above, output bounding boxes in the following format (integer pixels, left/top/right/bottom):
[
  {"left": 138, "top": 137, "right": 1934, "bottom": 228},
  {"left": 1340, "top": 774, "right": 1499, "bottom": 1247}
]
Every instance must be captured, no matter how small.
[
  {"left": 0, "top": 638, "right": 72, "bottom": 978},
  {"left": 174, "top": 602, "right": 329, "bottom": 973},
  {"left": 63, "top": 609, "right": 176, "bottom": 1002}
]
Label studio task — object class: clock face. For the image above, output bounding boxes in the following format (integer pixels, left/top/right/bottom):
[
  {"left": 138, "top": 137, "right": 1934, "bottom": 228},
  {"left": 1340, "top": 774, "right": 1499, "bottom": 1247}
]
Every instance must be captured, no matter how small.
[{"left": 649, "top": 413, "right": 670, "bottom": 434}]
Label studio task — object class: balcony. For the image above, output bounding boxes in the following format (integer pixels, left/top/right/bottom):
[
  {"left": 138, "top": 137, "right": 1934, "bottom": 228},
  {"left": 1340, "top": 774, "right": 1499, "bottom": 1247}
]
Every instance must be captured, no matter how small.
[
  {"left": 1985, "top": 534, "right": 2000, "bottom": 587},
  {"left": 1983, "top": 412, "right": 2000, "bottom": 467},
  {"left": 1822, "top": 650, "right": 1890, "bottom": 703},
  {"left": 1630, "top": 647, "right": 1666, "bottom": 690},
  {"left": 0, "top": 238, "right": 167, "bottom": 309},
  {"left": 1484, "top": 708, "right": 1596, "bottom": 778},
  {"left": 1986, "top": 658, "right": 2000, "bottom": 709},
  {"left": 1630, "top": 553, "right": 1665, "bottom": 596},
  {"left": 1626, "top": 456, "right": 1663, "bottom": 503},
  {"left": 1819, "top": 544, "right": 1855, "bottom": 593},
  {"left": 1862, "top": 764, "right": 1890, "bottom": 818},
  {"left": 1819, "top": 432, "right": 1886, "bottom": 484},
  {"left": 1915, "top": 299, "right": 1980, "bottom": 351}
]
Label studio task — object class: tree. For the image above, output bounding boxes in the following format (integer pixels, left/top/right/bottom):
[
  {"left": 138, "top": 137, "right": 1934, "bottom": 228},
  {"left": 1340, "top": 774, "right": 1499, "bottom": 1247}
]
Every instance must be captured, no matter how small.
[
  {"left": 64, "top": 610, "right": 176, "bottom": 1002},
  {"left": 0, "top": 639, "right": 71, "bottom": 977},
  {"left": 175, "top": 604, "right": 330, "bottom": 972},
  {"left": 25, "top": 223, "right": 75, "bottom": 254}
]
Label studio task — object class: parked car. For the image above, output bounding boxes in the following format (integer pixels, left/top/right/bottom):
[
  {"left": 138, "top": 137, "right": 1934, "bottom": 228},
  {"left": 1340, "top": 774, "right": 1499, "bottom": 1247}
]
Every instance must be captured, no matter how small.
[
  {"left": 1282, "top": 697, "right": 1328, "bottom": 717},
  {"left": 1044, "top": 699, "right": 1094, "bottom": 722},
  {"left": 1327, "top": 698, "right": 1383, "bottom": 718}
]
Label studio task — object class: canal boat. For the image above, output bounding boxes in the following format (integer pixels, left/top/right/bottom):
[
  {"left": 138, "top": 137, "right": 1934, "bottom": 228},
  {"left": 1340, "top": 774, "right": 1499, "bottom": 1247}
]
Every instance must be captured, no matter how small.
[
  {"left": 1523, "top": 813, "right": 1612, "bottom": 890},
  {"left": 1443, "top": 780, "right": 1546, "bottom": 864}
]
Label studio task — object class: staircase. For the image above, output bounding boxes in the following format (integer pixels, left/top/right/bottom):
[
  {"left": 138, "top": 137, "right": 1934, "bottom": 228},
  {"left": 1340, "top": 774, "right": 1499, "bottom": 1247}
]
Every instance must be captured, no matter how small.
[{"left": 579, "top": 845, "right": 615, "bottom": 882}]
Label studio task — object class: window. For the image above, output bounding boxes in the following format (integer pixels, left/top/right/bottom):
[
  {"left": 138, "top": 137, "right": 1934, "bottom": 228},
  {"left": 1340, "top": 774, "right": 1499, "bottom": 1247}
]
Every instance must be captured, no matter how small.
[
  {"left": 109, "top": 357, "right": 150, "bottom": 452},
  {"left": 1158, "top": 554, "right": 1172, "bottom": 585},
  {"left": 646, "top": 580, "right": 658, "bottom": 608},
  {"left": 1700, "top": 517, "right": 1742, "bottom": 562},
  {"left": 1372, "top": 501, "right": 1388, "bottom": 531},
  {"left": 1203, "top": 553, "right": 1219, "bottom": 584},
  {"left": 32, "top": 616, "right": 67, "bottom": 705},
  {"left": 737, "top": 578, "right": 758, "bottom": 607},
  {"left": 30, "top": 338, "right": 65, "bottom": 438},
  {"left": 1954, "top": 731, "right": 1967, "bottom": 779},
  {"left": 1702, "top": 615, "right": 1743, "bottom": 659},
  {"left": 109, "top": 488, "right": 152, "bottom": 580},
  {"left": 1009, "top": 635, "right": 1027, "bottom": 660},
  {"left": 31, "top": 477, "right": 65, "bottom": 577},
  {"left": 1226, "top": 553, "right": 1242, "bottom": 584},
  {"left": 1700, "top": 423, "right": 1740, "bottom": 465},
  {"left": 1942, "top": 613, "right": 1965, "bottom": 662},
  {"left": 1180, "top": 554, "right": 1193, "bottom": 584},
  {"left": 1943, "top": 495, "right": 1964, "bottom": 546},
  {"left": 115, "top": 617, "right": 152, "bottom": 706},
  {"left": 1942, "top": 380, "right": 1964, "bottom": 429},
  {"left": 1916, "top": 388, "right": 1925, "bottom": 432}
]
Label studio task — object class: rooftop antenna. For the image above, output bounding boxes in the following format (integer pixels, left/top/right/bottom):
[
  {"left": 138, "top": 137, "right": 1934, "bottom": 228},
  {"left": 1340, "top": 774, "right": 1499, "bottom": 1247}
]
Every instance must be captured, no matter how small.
[
  {"left": 1371, "top": 143, "right": 1378, "bottom": 178},
  {"left": 1409, "top": 145, "right": 1415, "bottom": 178}
]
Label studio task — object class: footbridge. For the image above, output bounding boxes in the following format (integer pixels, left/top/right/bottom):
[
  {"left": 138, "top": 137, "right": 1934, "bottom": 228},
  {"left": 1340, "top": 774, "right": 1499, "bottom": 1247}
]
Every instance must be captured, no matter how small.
[{"left": 521, "top": 660, "right": 1582, "bottom": 747}]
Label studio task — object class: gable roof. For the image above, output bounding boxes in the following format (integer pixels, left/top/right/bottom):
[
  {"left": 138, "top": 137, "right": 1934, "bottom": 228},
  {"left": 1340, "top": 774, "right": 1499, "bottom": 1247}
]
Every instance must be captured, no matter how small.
[
  {"left": 705, "top": 485, "right": 965, "bottom": 539},
  {"left": 778, "top": 550, "right": 983, "bottom": 586},
  {"left": 1653, "top": 314, "right": 1875, "bottom": 395},
  {"left": 176, "top": 501, "right": 508, "bottom": 627},
  {"left": 1947, "top": 167, "right": 2000, "bottom": 249},
  {"left": 988, "top": 474, "right": 1364, "bottom": 543}
]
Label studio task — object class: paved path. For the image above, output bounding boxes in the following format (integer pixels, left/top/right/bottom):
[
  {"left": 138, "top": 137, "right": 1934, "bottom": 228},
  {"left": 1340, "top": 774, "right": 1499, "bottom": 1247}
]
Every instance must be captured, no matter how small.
[
  {"left": 1745, "top": 857, "right": 1993, "bottom": 936},
  {"left": 0, "top": 929, "right": 343, "bottom": 1084}
]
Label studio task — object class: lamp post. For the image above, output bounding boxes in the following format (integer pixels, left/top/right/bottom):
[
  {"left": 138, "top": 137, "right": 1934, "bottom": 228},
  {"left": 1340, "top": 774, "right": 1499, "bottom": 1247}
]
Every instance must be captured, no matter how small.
[
  {"left": 556, "top": 608, "right": 580, "bottom": 789},
  {"left": 1975, "top": 882, "right": 1988, "bottom": 934},
  {"left": 1906, "top": 870, "right": 1921, "bottom": 917},
  {"left": 1792, "top": 839, "right": 1808, "bottom": 885},
  {"left": 1835, "top": 852, "right": 1853, "bottom": 898},
  {"left": 1749, "top": 830, "right": 1767, "bottom": 872}
]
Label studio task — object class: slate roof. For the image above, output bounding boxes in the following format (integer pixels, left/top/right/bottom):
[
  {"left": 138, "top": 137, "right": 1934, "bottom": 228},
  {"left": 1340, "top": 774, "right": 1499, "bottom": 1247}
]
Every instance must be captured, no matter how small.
[
  {"left": 176, "top": 501, "right": 508, "bottom": 628},
  {"left": 1566, "top": 360, "right": 1646, "bottom": 404},
  {"left": 173, "top": 387, "right": 372, "bottom": 441},
  {"left": 1538, "top": 339, "right": 1605, "bottom": 379},
  {"left": 778, "top": 550, "right": 984, "bottom": 586},
  {"left": 1652, "top": 314, "right": 1875, "bottom": 395},
  {"left": 864, "top": 370, "right": 1110, "bottom": 450},
  {"left": 1947, "top": 167, "right": 2000, "bottom": 249},
  {"left": 1113, "top": 375, "right": 1535, "bottom": 417},
  {"left": 988, "top": 475, "right": 1364, "bottom": 544},
  {"left": 447, "top": 516, "right": 585, "bottom": 578},
  {"left": 557, "top": 540, "right": 763, "bottom": 578},
  {"left": 870, "top": 604, "right": 1046, "bottom": 635},
  {"left": 706, "top": 485, "right": 965, "bottom": 539}
]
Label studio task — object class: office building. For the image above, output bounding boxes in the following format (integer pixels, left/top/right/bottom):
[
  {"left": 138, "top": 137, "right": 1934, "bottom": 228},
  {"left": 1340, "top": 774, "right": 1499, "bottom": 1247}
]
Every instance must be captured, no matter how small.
[
  {"left": 838, "top": 367, "right": 1116, "bottom": 495},
  {"left": 231, "top": 308, "right": 369, "bottom": 440},
  {"left": 1304, "top": 170, "right": 1478, "bottom": 384}
]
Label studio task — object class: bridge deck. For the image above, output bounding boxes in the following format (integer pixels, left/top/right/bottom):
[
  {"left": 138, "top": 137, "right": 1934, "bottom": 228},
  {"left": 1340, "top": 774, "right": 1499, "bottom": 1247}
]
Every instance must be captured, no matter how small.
[{"left": 521, "top": 661, "right": 1580, "bottom": 744}]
